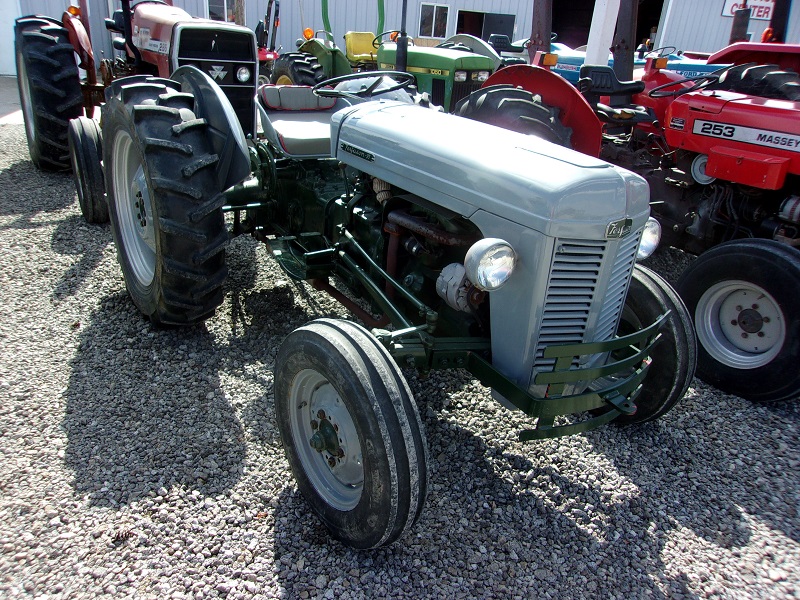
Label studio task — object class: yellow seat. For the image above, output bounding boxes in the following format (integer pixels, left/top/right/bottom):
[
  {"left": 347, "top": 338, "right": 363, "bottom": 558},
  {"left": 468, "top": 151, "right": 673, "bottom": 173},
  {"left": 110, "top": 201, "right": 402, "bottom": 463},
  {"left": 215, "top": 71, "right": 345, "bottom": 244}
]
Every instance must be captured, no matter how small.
[{"left": 344, "top": 31, "right": 377, "bottom": 63}]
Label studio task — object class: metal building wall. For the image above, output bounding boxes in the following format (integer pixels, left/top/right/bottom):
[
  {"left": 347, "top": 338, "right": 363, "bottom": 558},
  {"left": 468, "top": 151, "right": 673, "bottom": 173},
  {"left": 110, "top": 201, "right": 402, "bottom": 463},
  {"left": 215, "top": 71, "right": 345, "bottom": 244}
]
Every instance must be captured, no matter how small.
[
  {"left": 253, "top": 0, "right": 534, "bottom": 57},
  {"left": 655, "top": 0, "right": 800, "bottom": 52}
]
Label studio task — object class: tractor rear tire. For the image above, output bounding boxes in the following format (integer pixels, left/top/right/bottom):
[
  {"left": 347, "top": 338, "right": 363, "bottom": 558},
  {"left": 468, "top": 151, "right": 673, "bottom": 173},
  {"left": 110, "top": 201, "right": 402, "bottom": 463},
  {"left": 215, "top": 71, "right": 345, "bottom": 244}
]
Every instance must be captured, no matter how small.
[
  {"left": 676, "top": 239, "right": 800, "bottom": 403},
  {"left": 454, "top": 84, "right": 573, "bottom": 148},
  {"left": 68, "top": 116, "right": 108, "bottom": 224},
  {"left": 102, "top": 77, "right": 229, "bottom": 325},
  {"left": 14, "top": 16, "right": 83, "bottom": 171},
  {"left": 270, "top": 53, "right": 327, "bottom": 86},
  {"left": 612, "top": 265, "right": 697, "bottom": 425},
  {"left": 275, "top": 319, "right": 428, "bottom": 548},
  {"left": 712, "top": 63, "right": 800, "bottom": 101}
]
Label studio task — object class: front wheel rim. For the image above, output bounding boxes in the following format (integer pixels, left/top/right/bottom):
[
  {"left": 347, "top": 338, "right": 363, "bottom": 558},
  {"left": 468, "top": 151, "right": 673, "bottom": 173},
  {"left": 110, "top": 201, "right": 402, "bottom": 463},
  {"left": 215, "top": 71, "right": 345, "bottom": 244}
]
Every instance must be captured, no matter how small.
[
  {"left": 695, "top": 280, "right": 785, "bottom": 369},
  {"left": 112, "top": 131, "right": 156, "bottom": 287},
  {"left": 289, "top": 369, "right": 363, "bottom": 511}
]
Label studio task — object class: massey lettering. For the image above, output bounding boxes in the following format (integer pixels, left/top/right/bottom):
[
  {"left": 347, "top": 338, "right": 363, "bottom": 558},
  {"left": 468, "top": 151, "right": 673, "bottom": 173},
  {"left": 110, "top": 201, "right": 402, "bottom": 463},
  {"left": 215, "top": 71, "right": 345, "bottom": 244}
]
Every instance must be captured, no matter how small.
[
  {"left": 340, "top": 143, "right": 375, "bottom": 162},
  {"left": 756, "top": 133, "right": 800, "bottom": 148},
  {"left": 692, "top": 119, "right": 800, "bottom": 154}
]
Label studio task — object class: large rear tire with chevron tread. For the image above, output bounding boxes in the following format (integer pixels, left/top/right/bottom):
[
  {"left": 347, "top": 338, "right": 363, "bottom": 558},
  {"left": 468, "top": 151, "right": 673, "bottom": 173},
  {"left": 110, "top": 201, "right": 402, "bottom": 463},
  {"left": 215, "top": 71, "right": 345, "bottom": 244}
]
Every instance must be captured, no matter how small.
[
  {"left": 102, "top": 77, "right": 229, "bottom": 325},
  {"left": 270, "top": 52, "right": 327, "bottom": 86},
  {"left": 455, "top": 84, "right": 573, "bottom": 148},
  {"left": 14, "top": 16, "right": 83, "bottom": 171}
]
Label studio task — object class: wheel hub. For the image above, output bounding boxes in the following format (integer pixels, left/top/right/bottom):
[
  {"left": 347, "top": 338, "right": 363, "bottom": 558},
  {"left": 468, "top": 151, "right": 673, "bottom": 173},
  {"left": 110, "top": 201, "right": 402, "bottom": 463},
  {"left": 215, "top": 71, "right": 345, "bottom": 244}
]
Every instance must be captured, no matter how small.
[
  {"left": 289, "top": 370, "right": 363, "bottom": 510},
  {"left": 129, "top": 171, "right": 156, "bottom": 251},
  {"left": 736, "top": 307, "right": 764, "bottom": 334}
]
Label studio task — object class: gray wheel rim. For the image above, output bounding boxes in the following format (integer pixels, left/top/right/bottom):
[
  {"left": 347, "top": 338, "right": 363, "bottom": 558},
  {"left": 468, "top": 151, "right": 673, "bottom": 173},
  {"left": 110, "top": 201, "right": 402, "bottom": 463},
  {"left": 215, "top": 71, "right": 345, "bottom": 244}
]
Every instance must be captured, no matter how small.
[
  {"left": 289, "top": 369, "right": 363, "bottom": 511},
  {"left": 695, "top": 280, "right": 785, "bottom": 369},
  {"left": 111, "top": 131, "right": 156, "bottom": 287}
]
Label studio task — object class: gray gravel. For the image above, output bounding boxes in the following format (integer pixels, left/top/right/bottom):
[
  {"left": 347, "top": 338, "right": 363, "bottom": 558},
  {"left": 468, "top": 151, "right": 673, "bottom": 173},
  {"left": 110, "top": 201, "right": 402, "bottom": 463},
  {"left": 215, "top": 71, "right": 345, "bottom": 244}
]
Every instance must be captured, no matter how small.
[{"left": 1, "top": 120, "right": 799, "bottom": 599}]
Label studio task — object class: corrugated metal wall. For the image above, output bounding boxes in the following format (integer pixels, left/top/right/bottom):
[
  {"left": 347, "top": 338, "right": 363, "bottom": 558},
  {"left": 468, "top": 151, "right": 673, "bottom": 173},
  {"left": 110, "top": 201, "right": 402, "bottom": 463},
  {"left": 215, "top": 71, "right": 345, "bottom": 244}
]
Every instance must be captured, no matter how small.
[
  {"left": 256, "top": 1, "right": 535, "bottom": 56},
  {"left": 655, "top": 0, "right": 800, "bottom": 52}
]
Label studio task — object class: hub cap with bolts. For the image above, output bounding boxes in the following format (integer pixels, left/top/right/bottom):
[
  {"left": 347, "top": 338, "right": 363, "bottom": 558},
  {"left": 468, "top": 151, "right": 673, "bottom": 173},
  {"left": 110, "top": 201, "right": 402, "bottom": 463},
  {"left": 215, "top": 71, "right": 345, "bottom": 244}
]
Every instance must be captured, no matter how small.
[
  {"left": 289, "top": 369, "right": 363, "bottom": 510},
  {"left": 695, "top": 280, "right": 786, "bottom": 369},
  {"left": 112, "top": 131, "right": 156, "bottom": 286}
]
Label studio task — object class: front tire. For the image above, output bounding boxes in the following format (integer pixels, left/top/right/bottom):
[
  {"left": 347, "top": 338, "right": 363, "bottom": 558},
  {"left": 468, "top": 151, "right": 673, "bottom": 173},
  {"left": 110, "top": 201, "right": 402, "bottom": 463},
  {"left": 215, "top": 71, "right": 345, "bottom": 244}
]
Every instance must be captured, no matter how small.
[
  {"left": 68, "top": 116, "right": 108, "bottom": 224},
  {"left": 102, "top": 77, "right": 229, "bottom": 325},
  {"left": 270, "top": 53, "right": 327, "bottom": 86},
  {"left": 676, "top": 239, "right": 800, "bottom": 402},
  {"left": 275, "top": 319, "right": 428, "bottom": 548},
  {"left": 614, "top": 265, "right": 697, "bottom": 424},
  {"left": 15, "top": 16, "right": 83, "bottom": 170}
]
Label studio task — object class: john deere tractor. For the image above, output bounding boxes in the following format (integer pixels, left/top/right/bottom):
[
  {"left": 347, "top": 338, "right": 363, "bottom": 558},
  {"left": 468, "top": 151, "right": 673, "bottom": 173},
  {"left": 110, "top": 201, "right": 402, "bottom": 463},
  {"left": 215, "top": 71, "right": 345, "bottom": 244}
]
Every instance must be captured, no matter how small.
[{"left": 270, "top": 0, "right": 495, "bottom": 111}]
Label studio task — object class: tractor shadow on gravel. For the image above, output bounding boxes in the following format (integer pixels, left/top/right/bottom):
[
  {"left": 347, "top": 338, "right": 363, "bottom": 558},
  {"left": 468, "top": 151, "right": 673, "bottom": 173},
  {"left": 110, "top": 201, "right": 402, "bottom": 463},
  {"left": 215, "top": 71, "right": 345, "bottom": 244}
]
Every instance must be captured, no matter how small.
[
  {"left": 0, "top": 160, "right": 75, "bottom": 221},
  {"left": 62, "top": 295, "right": 249, "bottom": 507},
  {"left": 268, "top": 369, "right": 700, "bottom": 599},
  {"left": 49, "top": 214, "right": 111, "bottom": 302},
  {"left": 586, "top": 382, "right": 800, "bottom": 546}
]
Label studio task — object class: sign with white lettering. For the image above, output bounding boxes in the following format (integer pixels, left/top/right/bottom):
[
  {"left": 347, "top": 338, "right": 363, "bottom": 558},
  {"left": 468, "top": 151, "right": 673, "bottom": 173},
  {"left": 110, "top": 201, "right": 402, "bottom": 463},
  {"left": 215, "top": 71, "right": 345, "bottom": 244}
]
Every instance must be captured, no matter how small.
[
  {"left": 693, "top": 119, "right": 800, "bottom": 153},
  {"left": 721, "top": 0, "right": 774, "bottom": 21}
]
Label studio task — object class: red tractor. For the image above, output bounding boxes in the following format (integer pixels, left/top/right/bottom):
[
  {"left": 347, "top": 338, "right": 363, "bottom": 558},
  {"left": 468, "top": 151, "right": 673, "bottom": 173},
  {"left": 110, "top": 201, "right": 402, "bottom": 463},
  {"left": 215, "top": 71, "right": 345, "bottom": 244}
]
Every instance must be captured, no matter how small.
[
  {"left": 14, "top": 0, "right": 258, "bottom": 223},
  {"left": 457, "top": 44, "right": 800, "bottom": 403}
]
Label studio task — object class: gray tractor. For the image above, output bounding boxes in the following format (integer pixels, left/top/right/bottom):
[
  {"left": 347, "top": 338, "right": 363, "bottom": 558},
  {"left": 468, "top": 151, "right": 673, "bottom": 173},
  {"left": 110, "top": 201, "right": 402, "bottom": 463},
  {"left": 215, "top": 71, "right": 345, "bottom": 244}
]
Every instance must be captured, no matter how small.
[{"left": 73, "top": 40, "right": 696, "bottom": 545}]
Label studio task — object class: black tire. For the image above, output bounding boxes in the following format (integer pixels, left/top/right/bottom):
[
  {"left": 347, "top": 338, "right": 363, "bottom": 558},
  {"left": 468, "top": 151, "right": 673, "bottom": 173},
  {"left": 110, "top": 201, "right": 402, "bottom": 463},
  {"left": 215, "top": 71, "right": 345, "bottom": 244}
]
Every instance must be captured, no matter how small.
[
  {"left": 275, "top": 319, "right": 428, "bottom": 548},
  {"left": 454, "top": 84, "right": 573, "bottom": 148},
  {"left": 102, "top": 77, "right": 229, "bottom": 325},
  {"left": 270, "top": 52, "right": 327, "bottom": 86},
  {"left": 711, "top": 63, "right": 800, "bottom": 101},
  {"left": 68, "top": 116, "right": 109, "bottom": 224},
  {"left": 676, "top": 239, "right": 800, "bottom": 403},
  {"left": 15, "top": 16, "right": 83, "bottom": 170},
  {"left": 613, "top": 264, "right": 697, "bottom": 425}
]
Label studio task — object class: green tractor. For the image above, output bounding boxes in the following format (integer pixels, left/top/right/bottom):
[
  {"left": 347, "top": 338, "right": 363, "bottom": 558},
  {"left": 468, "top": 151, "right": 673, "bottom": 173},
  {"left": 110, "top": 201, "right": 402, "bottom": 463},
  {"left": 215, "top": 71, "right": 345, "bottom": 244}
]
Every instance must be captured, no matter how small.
[{"left": 270, "top": 0, "right": 495, "bottom": 111}]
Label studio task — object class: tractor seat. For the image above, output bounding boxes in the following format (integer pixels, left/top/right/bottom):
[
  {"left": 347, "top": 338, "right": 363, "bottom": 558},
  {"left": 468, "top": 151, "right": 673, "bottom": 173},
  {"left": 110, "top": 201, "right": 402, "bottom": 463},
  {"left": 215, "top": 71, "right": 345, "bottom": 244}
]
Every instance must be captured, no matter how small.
[
  {"left": 258, "top": 85, "right": 348, "bottom": 157},
  {"left": 579, "top": 65, "right": 646, "bottom": 102},
  {"left": 577, "top": 66, "right": 653, "bottom": 126},
  {"left": 344, "top": 31, "right": 377, "bottom": 63}
]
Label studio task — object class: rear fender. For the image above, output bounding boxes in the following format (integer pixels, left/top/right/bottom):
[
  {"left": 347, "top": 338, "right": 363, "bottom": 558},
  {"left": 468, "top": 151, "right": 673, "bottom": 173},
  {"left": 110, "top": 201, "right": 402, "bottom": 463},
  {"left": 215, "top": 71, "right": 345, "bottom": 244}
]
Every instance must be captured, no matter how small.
[
  {"left": 170, "top": 65, "right": 251, "bottom": 191},
  {"left": 300, "top": 38, "right": 352, "bottom": 76},
  {"left": 483, "top": 65, "right": 602, "bottom": 157},
  {"left": 62, "top": 10, "right": 96, "bottom": 84}
]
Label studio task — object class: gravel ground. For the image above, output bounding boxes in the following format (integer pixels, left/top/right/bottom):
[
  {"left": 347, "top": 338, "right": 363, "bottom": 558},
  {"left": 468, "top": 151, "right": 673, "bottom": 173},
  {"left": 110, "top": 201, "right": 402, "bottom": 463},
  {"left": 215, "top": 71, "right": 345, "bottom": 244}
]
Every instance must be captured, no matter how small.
[{"left": 0, "top": 120, "right": 798, "bottom": 599}]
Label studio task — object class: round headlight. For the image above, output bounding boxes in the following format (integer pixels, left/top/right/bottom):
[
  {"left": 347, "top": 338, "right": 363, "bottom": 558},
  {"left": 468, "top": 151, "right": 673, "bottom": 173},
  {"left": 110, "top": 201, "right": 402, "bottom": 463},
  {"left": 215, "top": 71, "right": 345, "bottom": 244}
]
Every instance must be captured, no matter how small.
[
  {"left": 637, "top": 217, "right": 661, "bottom": 260},
  {"left": 464, "top": 238, "right": 516, "bottom": 291},
  {"left": 236, "top": 66, "right": 251, "bottom": 83}
]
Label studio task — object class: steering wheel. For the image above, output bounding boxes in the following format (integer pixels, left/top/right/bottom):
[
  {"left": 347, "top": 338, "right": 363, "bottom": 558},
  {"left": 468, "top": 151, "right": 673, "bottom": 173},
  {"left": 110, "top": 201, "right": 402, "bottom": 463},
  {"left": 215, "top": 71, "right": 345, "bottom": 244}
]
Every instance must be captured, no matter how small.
[
  {"left": 312, "top": 71, "right": 417, "bottom": 99},
  {"left": 648, "top": 74, "right": 721, "bottom": 98},
  {"left": 372, "top": 30, "right": 408, "bottom": 49},
  {"left": 649, "top": 45, "right": 677, "bottom": 58}
]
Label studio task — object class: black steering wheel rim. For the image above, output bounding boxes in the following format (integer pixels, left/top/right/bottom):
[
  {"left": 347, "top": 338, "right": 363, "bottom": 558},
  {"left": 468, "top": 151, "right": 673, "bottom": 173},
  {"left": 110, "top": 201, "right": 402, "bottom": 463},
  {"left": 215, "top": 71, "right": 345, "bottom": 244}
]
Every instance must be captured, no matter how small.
[
  {"left": 312, "top": 71, "right": 417, "bottom": 99},
  {"left": 648, "top": 73, "right": 721, "bottom": 98},
  {"left": 372, "top": 30, "right": 400, "bottom": 49}
]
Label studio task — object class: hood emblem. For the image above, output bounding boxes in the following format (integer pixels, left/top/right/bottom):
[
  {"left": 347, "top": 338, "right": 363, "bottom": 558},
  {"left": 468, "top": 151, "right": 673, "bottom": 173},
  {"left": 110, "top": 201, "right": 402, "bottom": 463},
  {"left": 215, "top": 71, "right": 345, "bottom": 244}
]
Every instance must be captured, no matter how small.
[
  {"left": 606, "top": 218, "right": 632, "bottom": 239},
  {"left": 209, "top": 65, "right": 227, "bottom": 81}
]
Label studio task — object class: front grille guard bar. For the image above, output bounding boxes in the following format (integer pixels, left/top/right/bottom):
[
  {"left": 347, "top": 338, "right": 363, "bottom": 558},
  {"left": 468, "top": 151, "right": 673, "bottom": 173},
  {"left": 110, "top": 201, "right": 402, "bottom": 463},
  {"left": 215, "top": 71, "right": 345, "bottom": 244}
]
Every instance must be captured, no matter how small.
[{"left": 329, "top": 230, "right": 668, "bottom": 441}]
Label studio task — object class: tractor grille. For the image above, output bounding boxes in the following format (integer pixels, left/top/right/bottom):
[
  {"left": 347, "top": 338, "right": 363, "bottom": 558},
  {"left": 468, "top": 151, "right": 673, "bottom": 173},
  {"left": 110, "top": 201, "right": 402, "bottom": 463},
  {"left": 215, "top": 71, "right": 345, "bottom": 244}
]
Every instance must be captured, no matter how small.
[
  {"left": 532, "top": 230, "right": 642, "bottom": 373},
  {"left": 452, "top": 80, "right": 482, "bottom": 106},
  {"left": 594, "top": 230, "right": 641, "bottom": 342},
  {"left": 533, "top": 239, "right": 607, "bottom": 370},
  {"left": 173, "top": 26, "right": 258, "bottom": 136},
  {"left": 431, "top": 79, "right": 483, "bottom": 109}
]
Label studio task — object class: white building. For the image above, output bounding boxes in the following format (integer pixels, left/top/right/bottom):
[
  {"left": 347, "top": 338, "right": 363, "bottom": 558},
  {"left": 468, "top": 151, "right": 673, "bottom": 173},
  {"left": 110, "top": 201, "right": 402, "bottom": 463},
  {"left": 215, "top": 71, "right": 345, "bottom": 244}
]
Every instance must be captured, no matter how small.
[{"left": 2, "top": 0, "right": 800, "bottom": 76}]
